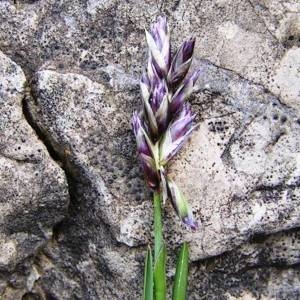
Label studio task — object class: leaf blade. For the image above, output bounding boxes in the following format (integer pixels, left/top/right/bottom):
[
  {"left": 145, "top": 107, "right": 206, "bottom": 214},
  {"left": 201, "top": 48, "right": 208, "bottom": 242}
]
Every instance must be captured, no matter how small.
[
  {"left": 172, "top": 242, "right": 189, "bottom": 300},
  {"left": 143, "top": 246, "right": 154, "bottom": 300},
  {"left": 154, "top": 243, "right": 167, "bottom": 300}
]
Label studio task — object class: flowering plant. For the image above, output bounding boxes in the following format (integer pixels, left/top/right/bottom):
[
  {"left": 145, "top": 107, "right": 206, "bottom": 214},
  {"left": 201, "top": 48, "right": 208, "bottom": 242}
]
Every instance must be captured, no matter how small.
[{"left": 132, "top": 16, "right": 200, "bottom": 299}]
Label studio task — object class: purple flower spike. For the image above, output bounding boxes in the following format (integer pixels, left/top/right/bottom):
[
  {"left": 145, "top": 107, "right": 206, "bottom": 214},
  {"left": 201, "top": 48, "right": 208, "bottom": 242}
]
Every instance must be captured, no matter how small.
[
  {"left": 167, "top": 37, "right": 195, "bottom": 89},
  {"left": 133, "top": 16, "right": 200, "bottom": 229},
  {"left": 151, "top": 80, "right": 168, "bottom": 112},
  {"left": 167, "top": 179, "right": 198, "bottom": 231},
  {"left": 143, "top": 79, "right": 170, "bottom": 140},
  {"left": 159, "top": 104, "right": 195, "bottom": 165},
  {"left": 132, "top": 112, "right": 160, "bottom": 189},
  {"left": 183, "top": 216, "right": 198, "bottom": 231},
  {"left": 132, "top": 112, "right": 151, "bottom": 155},
  {"left": 140, "top": 72, "right": 151, "bottom": 102},
  {"left": 170, "top": 69, "right": 201, "bottom": 114},
  {"left": 170, "top": 104, "right": 195, "bottom": 140},
  {"left": 151, "top": 80, "right": 169, "bottom": 134},
  {"left": 145, "top": 16, "right": 170, "bottom": 78}
]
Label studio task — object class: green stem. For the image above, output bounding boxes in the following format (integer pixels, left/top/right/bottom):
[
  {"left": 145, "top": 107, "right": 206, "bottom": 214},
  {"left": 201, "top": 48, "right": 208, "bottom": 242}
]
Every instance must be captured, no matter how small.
[
  {"left": 153, "top": 190, "right": 166, "bottom": 300},
  {"left": 153, "top": 191, "right": 163, "bottom": 260}
]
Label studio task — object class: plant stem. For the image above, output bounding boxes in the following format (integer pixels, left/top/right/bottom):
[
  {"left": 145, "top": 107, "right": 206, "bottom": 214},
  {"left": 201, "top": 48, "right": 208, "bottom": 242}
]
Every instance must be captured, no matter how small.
[
  {"left": 153, "top": 190, "right": 166, "bottom": 300},
  {"left": 153, "top": 191, "right": 163, "bottom": 260}
]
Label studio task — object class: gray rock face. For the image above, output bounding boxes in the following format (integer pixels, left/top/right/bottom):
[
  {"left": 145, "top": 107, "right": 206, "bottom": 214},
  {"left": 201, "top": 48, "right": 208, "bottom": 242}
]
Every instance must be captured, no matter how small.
[
  {"left": 0, "top": 51, "right": 69, "bottom": 298},
  {"left": 169, "top": 59, "right": 300, "bottom": 259},
  {"left": 26, "top": 69, "right": 146, "bottom": 299},
  {"left": 0, "top": 0, "right": 299, "bottom": 299}
]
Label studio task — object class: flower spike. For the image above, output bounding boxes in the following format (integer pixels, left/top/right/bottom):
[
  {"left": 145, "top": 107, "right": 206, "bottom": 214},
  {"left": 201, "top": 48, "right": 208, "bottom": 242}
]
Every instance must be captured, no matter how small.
[
  {"left": 132, "top": 112, "right": 160, "bottom": 189},
  {"left": 159, "top": 104, "right": 196, "bottom": 165},
  {"left": 132, "top": 16, "right": 200, "bottom": 231},
  {"left": 140, "top": 72, "right": 151, "bottom": 102},
  {"left": 167, "top": 37, "right": 195, "bottom": 89},
  {"left": 145, "top": 16, "right": 170, "bottom": 78},
  {"left": 170, "top": 69, "right": 201, "bottom": 114}
]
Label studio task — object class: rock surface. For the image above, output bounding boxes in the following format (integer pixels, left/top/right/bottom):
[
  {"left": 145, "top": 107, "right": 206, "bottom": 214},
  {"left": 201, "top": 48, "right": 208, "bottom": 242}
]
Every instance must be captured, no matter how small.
[
  {"left": 0, "top": 0, "right": 300, "bottom": 299},
  {"left": 0, "top": 51, "right": 69, "bottom": 298},
  {"left": 170, "top": 59, "right": 300, "bottom": 259}
]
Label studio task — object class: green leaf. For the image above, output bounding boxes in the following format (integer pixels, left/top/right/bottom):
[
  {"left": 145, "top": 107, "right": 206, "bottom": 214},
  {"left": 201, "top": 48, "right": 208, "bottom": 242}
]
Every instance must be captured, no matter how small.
[
  {"left": 172, "top": 242, "right": 189, "bottom": 300},
  {"left": 143, "top": 246, "right": 153, "bottom": 300},
  {"left": 154, "top": 243, "right": 167, "bottom": 300}
]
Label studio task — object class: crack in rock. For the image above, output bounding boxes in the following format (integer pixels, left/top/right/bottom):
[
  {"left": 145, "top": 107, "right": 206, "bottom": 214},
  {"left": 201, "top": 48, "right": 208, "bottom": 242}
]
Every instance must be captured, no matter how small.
[{"left": 0, "top": 50, "right": 69, "bottom": 299}]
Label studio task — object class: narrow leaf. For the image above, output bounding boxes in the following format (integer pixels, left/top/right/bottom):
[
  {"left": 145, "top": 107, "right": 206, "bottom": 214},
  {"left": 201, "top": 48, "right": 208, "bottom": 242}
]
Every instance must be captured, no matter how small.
[
  {"left": 154, "top": 244, "right": 167, "bottom": 300},
  {"left": 172, "top": 242, "right": 189, "bottom": 300},
  {"left": 143, "top": 246, "right": 153, "bottom": 300}
]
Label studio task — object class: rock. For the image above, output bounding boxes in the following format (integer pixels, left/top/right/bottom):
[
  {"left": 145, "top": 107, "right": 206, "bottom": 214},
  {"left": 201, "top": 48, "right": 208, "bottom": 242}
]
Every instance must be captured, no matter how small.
[
  {"left": 0, "top": 51, "right": 69, "bottom": 297},
  {"left": 26, "top": 69, "right": 147, "bottom": 299},
  {"left": 248, "top": 0, "right": 300, "bottom": 43},
  {"left": 189, "top": 229, "right": 300, "bottom": 300},
  {"left": 0, "top": 0, "right": 299, "bottom": 299},
  {"left": 169, "top": 59, "right": 300, "bottom": 260},
  {"left": 269, "top": 47, "right": 300, "bottom": 111},
  {"left": 24, "top": 59, "right": 300, "bottom": 299},
  {"left": 27, "top": 69, "right": 151, "bottom": 245}
]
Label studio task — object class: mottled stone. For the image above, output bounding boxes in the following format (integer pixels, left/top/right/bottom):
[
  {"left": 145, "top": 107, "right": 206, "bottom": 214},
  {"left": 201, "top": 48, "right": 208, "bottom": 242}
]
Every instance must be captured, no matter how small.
[
  {"left": 169, "top": 59, "right": 300, "bottom": 260},
  {"left": 0, "top": 0, "right": 299, "bottom": 299},
  {"left": 0, "top": 51, "right": 69, "bottom": 297},
  {"left": 269, "top": 47, "right": 300, "bottom": 110},
  {"left": 24, "top": 69, "right": 147, "bottom": 299},
  {"left": 27, "top": 69, "right": 150, "bottom": 243},
  {"left": 24, "top": 59, "right": 300, "bottom": 299},
  {"left": 188, "top": 229, "right": 300, "bottom": 299}
]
